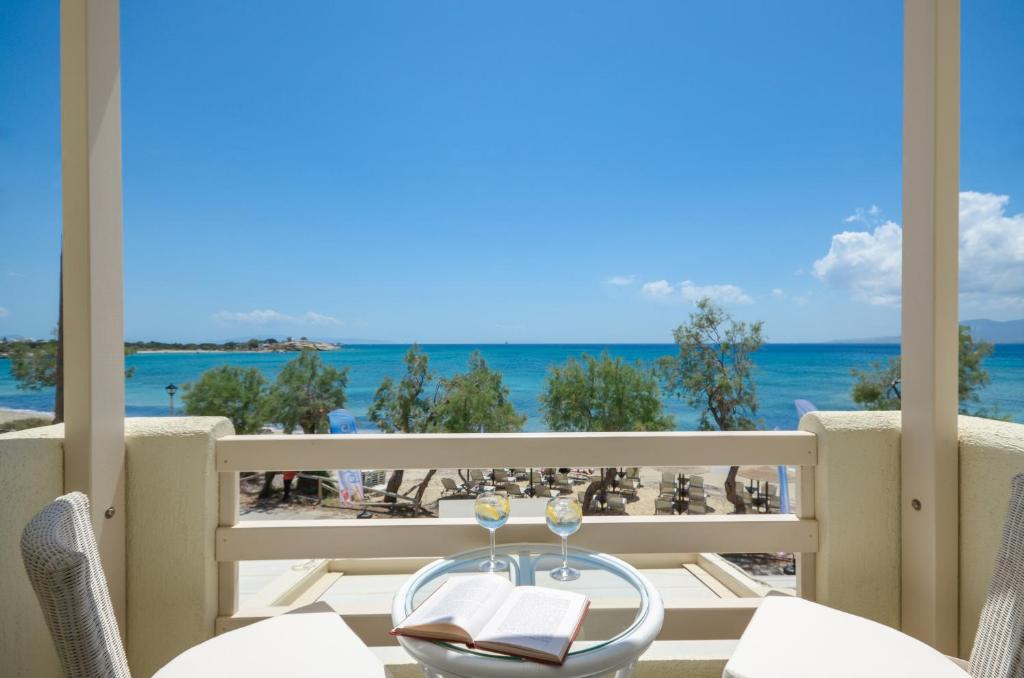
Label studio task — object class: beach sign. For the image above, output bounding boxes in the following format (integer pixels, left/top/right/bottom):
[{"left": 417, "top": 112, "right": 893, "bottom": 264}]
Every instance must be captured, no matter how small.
[{"left": 328, "top": 409, "right": 363, "bottom": 504}]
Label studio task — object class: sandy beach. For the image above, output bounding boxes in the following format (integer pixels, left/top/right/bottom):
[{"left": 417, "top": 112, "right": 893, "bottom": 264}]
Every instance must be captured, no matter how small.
[
  {"left": 0, "top": 408, "right": 53, "bottom": 428},
  {"left": 242, "top": 464, "right": 800, "bottom": 519}
]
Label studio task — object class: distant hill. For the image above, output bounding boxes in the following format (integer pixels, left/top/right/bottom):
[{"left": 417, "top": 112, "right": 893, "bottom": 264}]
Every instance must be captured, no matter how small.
[
  {"left": 961, "top": 319, "right": 1024, "bottom": 343},
  {"left": 833, "top": 318, "right": 1024, "bottom": 344}
]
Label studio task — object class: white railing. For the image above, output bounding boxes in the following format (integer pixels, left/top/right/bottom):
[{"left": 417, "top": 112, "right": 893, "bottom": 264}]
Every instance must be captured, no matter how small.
[{"left": 214, "top": 431, "right": 818, "bottom": 642}]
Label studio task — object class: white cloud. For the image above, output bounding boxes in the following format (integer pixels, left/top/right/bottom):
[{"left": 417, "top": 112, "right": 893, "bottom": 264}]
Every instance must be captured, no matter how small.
[
  {"left": 212, "top": 309, "right": 342, "bottom": 326},
  {"left": 0, "top": 307, "right": 8, "bottom": 318},
  {"left": 771, "top": 288, "right": 784, "bottom": 298},
  {"left": 844, "top": 205, "right": 881, "bottom": 224},
  {"left": 812, "top": 221, "right": 902, "bottom": 305},
  {"left": 640, "top": 279, "right": 753, "bottom": 304},
  {"left": 300, "top": 311, "right": 343, "bottom": 326},
  {"left": 640, "top": 280, "right": 675, "bottom": 299},
  {"left": 814, "top": 191, "right": 1024, "bottom": 308},
  {"left": 606, "top": 274, "right": 637, "bottom": 286}
]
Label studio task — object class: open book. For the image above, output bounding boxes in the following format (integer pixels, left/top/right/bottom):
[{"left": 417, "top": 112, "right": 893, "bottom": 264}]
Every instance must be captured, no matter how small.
[{"left": 392, "top": 574, "right": 590, "bottom": 665}]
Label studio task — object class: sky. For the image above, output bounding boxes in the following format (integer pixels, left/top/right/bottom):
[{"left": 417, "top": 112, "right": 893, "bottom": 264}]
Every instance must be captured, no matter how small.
[{"left": 1, "top": 1, "right": 1023, "bottom": 343}]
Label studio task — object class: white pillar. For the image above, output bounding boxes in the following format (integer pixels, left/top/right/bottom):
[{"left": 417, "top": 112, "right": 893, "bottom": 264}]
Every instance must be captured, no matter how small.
[
  {"left": 61, "top": 0, "right": 126, "bottom": 628},
  {"left": 901, "top": 0, "right": 959, "bottom": 654}
]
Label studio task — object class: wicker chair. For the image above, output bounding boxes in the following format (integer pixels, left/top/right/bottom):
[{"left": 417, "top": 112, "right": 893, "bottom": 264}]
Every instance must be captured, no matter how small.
[
  {"left": 20, "top": 492, "right": 131, "bottom": 678},
  {"left": 23, "top": 492, "right": 387, "bottom": 678},
  {"left": 723, "top": 473, "right": 1024, "bottom": 678},
  {"left": 969, "top": 473, "right": 1024, "bottom": 677}
]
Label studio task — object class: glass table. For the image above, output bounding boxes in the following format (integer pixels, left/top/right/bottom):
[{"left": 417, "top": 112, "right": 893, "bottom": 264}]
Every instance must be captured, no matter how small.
[{"left": 391, "top": 543, "right": 664, "bottom": 677}]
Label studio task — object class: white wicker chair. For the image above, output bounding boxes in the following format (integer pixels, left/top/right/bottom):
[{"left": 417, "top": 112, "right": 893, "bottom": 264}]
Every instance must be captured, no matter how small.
[
  {"left": 23, "top": 492, "right": 387, "bottom": 678},
  {"left": 968, "top": 472, "right": 1024, "bottom": 677},
  {"left": 20, "top": 492, "right": 131, "bottom": 678},
  {"left": 723, "top": 473, "right": 1024, "bottom": 678}
]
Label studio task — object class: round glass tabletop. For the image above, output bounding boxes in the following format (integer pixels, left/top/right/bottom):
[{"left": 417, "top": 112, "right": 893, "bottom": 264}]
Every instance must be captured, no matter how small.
[{"left": 399, "top": 543, "right": 651, "bottom": 660}]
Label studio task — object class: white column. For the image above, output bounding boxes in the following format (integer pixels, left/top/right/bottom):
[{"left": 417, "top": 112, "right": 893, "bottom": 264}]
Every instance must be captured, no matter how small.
[
  {"left": 901, "top": 0, "right": 959, "bottom": 654},
  {"left": 61, "top": 0, "right": 126, "bottom": 628}
]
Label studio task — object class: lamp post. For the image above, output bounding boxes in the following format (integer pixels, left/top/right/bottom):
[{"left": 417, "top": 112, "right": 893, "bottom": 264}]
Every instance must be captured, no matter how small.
[{"left": 165, "top": 383, "right": 178, "bottom": 416}]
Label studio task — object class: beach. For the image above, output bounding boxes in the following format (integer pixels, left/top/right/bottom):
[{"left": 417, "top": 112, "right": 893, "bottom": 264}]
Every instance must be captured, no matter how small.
[
  {"left": 0, "top": 407, "right": 53, "bottom": 428},
  {"left": 242, "top": 464, "right": 799, "bottom": 520}
]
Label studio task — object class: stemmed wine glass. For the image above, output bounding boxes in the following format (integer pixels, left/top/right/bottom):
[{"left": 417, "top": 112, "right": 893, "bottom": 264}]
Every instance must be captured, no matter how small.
[
  {"left": 474, "top": 492, "right": 510, "bottom": 572},
  {"left": 546, "top": 495, "right": 583, "bottom": 581}
]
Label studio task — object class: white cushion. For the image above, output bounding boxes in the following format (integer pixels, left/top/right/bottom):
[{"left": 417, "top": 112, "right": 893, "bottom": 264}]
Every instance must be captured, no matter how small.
[
  {"left": 723, "top": 596, "right": 969, "bottom": 678},
  {"left": 154, "top": 602, "right": 386, "bottom": 677}
]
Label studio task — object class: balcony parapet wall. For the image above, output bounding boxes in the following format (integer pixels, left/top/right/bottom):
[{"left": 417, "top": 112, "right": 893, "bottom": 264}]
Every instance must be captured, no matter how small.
[
  {"left": 799, "top": 411, "right": 902, "bottom": 628},
  {"left": 2, "top": 412, "right": 1023, "bottom": 673}
]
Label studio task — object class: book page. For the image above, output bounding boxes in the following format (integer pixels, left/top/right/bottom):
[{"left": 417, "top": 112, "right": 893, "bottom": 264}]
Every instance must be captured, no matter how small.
[
  {"left": 474, "top": 586, "right": 588, "bottom": 659},
  {"left": 398, "top": 574, "right": 513, "bottom": 637}
]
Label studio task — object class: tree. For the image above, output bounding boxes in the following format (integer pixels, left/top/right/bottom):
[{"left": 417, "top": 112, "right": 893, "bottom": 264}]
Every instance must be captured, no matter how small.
[
  {"left": 851, "top": 325, "right": 1002, "bottom": 417},
  {"left": 368, "top": 345, "right": 440, "bottom": 504},
  {"left": 540, "top": 351, "right": 674, "bottom": 511},
  {"left": 264, "top": 349, "right": 349, "bottom": 434},
  {"left": 7, "top": 331, "right": 134, "bottom": 423},
  {"left": 7, "top": 341, "right": 58, "bottom": 392},
  {"left": 659, "top": 298, "right": 764, "bottom": 513},
  {"left": 261, "top": 349, "right": 349, "bottom": 498},
  {"left": 369, "top": 347, "right": 527, "bottom": 507},
  {"left": 434, "top": 352, "right": 527, "bottom": 434},
  {"left": 182, "top": 365, "right": 268, "bottom": 434}
]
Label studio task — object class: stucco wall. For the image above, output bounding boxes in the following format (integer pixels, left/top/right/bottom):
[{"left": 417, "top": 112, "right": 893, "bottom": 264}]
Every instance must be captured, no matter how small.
[
  {"left": 0, "top": 417, "right": 231, "bottom": 678},
  {"left": 958, "top": 415, "right": 1024, "bottom": 656},
  {"left": 800, "top": 411, "right": 903, "bottom": 628},
  {"left": 125, "top": 416, "right": 233, "bottom": 677},
  {"left": 0, "top": 424, "right": 65, "bottom": 678}
]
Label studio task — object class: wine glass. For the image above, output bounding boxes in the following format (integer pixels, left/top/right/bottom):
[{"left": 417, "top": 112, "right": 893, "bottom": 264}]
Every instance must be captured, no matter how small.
[
  {"left": 546, "top": 496, "right": 583, "bottom": 581},
  {"left": 474, "top": 492, "right": 510, "bottom": 572}
]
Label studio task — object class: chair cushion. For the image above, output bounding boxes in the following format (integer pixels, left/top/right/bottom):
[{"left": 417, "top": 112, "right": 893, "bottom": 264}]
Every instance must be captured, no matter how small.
[
  {"left": 154, "top": 602, "right": 386, "bottom": 677},
  {"left": 723, "top": 596, "right": 969, "bottom": 678}
]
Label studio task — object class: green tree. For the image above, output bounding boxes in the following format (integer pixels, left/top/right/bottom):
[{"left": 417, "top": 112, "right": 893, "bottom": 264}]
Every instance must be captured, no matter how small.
[
  {"left": 369, "top": 347, "right": 526, "bottom": 507},
  {"left": 7, "top": 341, "right": 57, "bottom": 393},
  {"left": 540, "top": 351, "right": 674, "bottom": 511},
  {"left": 264, "top": 349, "right": 350, "bottom": 434},
  {"left": 262, "top": 349, "right": 349, "bottom": 499},
  {"left": 368, "top": 345, "right": 441, "bottom": 505},
  {"left": 658, "top": 298, "right": 764, "bottom": 513},
  {"left": 851, "top": 325, "right": 1003, "bottom": 418},
  {"left": 7, "top": 331, "right": 135, "bottom": 423},
  {"left": 434, "top": 352, "right": 527, "bottom": 434},
  {"left": 182, "top": 365, "right": 268, "bottom": 434}
]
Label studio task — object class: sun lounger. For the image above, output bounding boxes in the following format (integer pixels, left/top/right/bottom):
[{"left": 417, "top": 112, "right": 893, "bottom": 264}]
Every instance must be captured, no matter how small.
[
  {"left": 606, "top": 495, "right": 627, "bottom": 514},
  {"left": 440, "top": 477, "right": 463, "bottom": 496},
  {"left": 662, "top": 471, "right": 677, "bottom": 484},
  {"left": 504, "top": 483, "right": 524, "bottom": 497},
  {"left": 535, "top": 485, "right": 552, "bottom": 498},
  {"left": 493, "top": 469, "right": 509, "bottom": 483},
  {"left": 655, "top": 497, "right": 675, "bottom": 515},
  {"left": 619, "top": 478, "right": 638, "bottom": 498},
  {"left": 659, "top": 481, "right": 677, "bottom": 496},
  {"left": 740, "top": 487, "right": 755, "bottom": 513},
  {"left": 470, "top": 470, "right": 485, "bottom": 483}
]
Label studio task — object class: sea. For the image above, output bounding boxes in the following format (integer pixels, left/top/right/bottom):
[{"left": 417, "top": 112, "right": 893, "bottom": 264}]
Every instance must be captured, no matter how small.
[{"left": 1, "top": 344, "right": 1022, "bottom": 431}]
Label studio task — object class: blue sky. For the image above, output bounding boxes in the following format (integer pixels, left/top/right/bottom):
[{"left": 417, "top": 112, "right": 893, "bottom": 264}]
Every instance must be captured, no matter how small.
[{"left": 2, "top": 1, "right": 1023, "bottom": 343}]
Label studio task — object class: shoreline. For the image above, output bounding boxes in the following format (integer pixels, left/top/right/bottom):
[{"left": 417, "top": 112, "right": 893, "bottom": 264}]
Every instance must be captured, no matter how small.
[{"left": 0, "top": 407, "right": 54, "bottom": 427}]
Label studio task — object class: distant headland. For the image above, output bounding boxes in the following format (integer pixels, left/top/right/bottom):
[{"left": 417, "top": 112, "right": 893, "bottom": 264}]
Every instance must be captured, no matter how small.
[
  {"left": 130, "top": 338, "right": 341, "bottom": 353},
  {"left": 0, "top": 337, "right": 341, "bottom": 358}
]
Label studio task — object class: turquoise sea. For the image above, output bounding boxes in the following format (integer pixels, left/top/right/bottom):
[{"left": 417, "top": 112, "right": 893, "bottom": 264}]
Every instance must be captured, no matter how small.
[{"left": 2, "top": 344, "right": 1022, "bottom": 431}]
